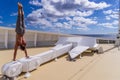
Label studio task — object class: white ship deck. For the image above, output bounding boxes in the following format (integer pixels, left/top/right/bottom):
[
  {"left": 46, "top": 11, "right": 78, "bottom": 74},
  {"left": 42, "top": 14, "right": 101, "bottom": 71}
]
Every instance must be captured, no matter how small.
[{"left": 0, "top": 44, "right": 120, "bottom": 80}]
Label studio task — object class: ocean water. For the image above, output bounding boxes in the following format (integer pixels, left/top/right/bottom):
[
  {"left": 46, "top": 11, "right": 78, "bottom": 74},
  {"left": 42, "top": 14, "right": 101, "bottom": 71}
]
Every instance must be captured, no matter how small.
[{"left": 74, "top": 34, "right": 117, "bottom": 40}]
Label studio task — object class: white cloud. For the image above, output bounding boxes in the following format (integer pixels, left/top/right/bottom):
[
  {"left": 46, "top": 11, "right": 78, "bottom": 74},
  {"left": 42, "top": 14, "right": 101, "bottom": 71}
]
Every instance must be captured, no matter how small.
[
  {"left": 27, "top": 9, "right": 43, "bottom": 21},
  {"left": 28, "top": 0, "right": 110, "bottom": 18},
  {"left": 73, "top": 17, "right": 97, "bottom": 25},
  {"left": 98, "top": 20, "right": 118, "bottom": 28},
  {"left": 8, "top": 23, "right": 16, "bottom": 27},
  {"left": 63, "top": 22, "right": 72, "bottom": 29},
  {"left": 0, "top": 21, "right": 3, "bottom": 24},
  {"left": 68, "top": 10, "right": 93, "bottom": 17},
  {"left": 68, "top": 17, "right": 97, "bottom": 30},
  {"left": 90, "top": 17, "right": 98, "bottom": 21},
  {"left": 80, "top": 1, "right": 110, "bottom": 10},
  {"left": 28, "top": 18, "right": 52, "bottom": 27},
  {"left": 40, "top": 19, "right": 52, "bottom": 26},
  {"left": 27, "top": 0, "right": 110, "bottom": 32},
  {"left": 76, "top": 27, "right": 89, "bottom": 31},
  {"left": 10, "top": 12, "right": 17, "bottom": 16},
  {"left": 112, "top": 20, "right": 118, "bottom": 25},
  {"left": 0, "top": 16, "right": 2, "bottom": 19},
  {"left": 29, "top": 0, "right": 110, "bottom": 18},
  {"left": 27, "top": 9, "right": 53, "bottom": 27},
  {"left": 103, "top": 9, "right": 118, "bottom": 20},
  {"left": 27, "top": 10, "right": 97, "bottom": 31},
  {"left": 49, "top": 18, "right": 58, "bottom": 22},
  {"left": 29, "top": 0, "right": 42, "bottom": 6},
  {"left": 100, "top": 9, "right": 118, "bottom": 29},
  {"left": 0, "top": 16, "right": 3, "bottom": 24},
  {"left": 103, "top": 10, "right": 112, "bottom": 14},
  {"left": 27, "top": 8, "right": 97, "bottom": 32},
  {"left": 105, "top": 16, "right": 111, "bottom": 20},
  {"left": 65, "top": 17, "right": 72, "bottom": 21},
  {"left": 72, "top": 17, "right": 97, "bottom": 31},
  {"left": 54, "top": 22, "right": 63, "bottom": 28},
  {"left": 110, "top": 14, "right": 118, "bottom": 19}
]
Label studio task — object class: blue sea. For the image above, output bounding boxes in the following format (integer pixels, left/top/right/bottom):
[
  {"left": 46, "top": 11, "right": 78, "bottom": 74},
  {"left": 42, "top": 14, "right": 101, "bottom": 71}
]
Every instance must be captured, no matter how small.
[{"left": 74, "top": 34, "right": 117, "bottom": 40}]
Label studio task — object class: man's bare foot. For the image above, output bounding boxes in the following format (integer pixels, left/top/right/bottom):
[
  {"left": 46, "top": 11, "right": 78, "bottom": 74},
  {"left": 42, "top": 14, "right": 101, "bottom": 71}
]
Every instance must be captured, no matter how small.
[
  {"left": 13, "top": 59, "right": 16, "bottom": 61},
  {"left": 26, "top": 56, "right": 29, "bottom": 59}
]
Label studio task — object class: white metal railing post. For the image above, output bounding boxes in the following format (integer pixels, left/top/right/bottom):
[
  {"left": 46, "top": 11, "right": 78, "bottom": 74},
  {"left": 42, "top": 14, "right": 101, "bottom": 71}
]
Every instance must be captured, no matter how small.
[
  {"left": 34, "top": 32, "right": 37, "bottom": 47},
  {"left": 115, "top": 2, "right": 120, "bottom": 48},
  {"left": 5, "top": 30, "right": 8, "bottom": 48},
  {"left": 117, "top": 1, "right": 120, "bottom": 49}
]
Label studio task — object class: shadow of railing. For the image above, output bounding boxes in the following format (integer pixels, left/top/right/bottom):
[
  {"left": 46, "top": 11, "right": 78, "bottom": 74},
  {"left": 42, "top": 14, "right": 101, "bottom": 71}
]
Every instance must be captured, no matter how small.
[
  {"left": 0, "top": 74, "right": 3, "bottom": 80},
  {"left": 103, "top": 46, "right": 116, "bottom": 53}
]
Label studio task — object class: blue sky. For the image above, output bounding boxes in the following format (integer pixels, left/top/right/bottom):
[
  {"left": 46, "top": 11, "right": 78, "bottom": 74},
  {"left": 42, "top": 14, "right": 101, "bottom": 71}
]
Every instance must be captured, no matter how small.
[{"left": 0, "top": 0, "right": 119, "bottom": 34}]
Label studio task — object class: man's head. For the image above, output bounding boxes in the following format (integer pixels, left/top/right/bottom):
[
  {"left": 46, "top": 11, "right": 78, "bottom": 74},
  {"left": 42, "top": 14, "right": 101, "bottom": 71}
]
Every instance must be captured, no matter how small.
[
  {"left": 19, "top": 38, "right": 26, "bottom": 51},
  {"left": 20, "top": 44, "right": 25, "bottom": 51}
]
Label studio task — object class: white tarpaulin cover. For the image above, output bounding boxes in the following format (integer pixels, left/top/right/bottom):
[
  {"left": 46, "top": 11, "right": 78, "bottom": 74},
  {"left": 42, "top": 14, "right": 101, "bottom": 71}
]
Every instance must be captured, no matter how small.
[
  {"left": 69, "top": 46, "right": 89, "bottom": 59},
  {"left": 77, "top": 37, "right": 98, "bottom": 48},
  {"left": 51, "top": 44, "right": 63, "bottom": 50},
  {"left": 93, "top": 44, "right": 98, "bottom": 48},
  {"left": 52, "top": 44, "right": 72, "bottom": 58},
  {"left": 57, "top": 37, "right": 98, "bottom": 59},
  {"left": 35, "top": 50, "right": 54, "bottom": 64},
  {"left": 1, "top": 61, "right": 22, "bottom": 77},
  {"left": 35, "top": 44, "right": 72, "bottom": 65},
  {"left": 1, "top": 36, "right": 98, "bottom": 77},
  {"left": 18, "top": 56, "right": 40, "bottom": 72},
  {"left": 55, "top": 37, "right": 69, "bottom": 45}
]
